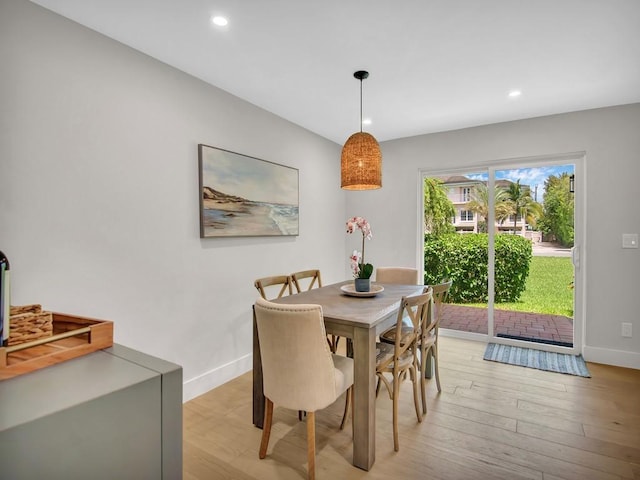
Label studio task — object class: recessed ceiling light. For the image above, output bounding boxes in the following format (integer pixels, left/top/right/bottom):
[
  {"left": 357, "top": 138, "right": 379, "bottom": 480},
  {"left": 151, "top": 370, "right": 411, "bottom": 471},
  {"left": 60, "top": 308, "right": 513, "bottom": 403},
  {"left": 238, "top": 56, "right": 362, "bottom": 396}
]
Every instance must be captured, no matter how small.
[
  {"left": 362, "top": 118, "right": 372, "bottom": 126},
  {"left": 508, "top": 90, "right": 522, "bottom": 98},
  {"left": 211, "top": 16, "right": 228, "bottom": 26}
]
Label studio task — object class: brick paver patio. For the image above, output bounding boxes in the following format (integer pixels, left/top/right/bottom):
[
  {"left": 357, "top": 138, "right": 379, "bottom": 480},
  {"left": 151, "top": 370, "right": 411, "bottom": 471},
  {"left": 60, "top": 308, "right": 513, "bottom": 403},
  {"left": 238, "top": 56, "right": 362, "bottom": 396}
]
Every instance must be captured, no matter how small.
[
  {"left": 440, "top": 304, "right": 574, "bottom": 345},
  {"left": 434, "top": 243, "right": 575, "bottom": 345}
]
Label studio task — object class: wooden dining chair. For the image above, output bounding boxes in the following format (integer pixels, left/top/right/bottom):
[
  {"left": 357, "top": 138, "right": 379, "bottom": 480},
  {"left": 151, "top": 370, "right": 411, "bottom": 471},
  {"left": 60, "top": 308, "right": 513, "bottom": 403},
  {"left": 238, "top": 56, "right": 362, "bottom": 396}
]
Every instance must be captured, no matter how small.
[
  {"left": 292, "top": 269, "right": 344, "bottom": 354},
  {"left": 418, "top": 280, "right": 452, "bottom": 413},
  {"left": 254, "top": 275, "right": 293, "bottom": 300},
  {"left": 375, "top": 267, "right": 419, "bottom": 285},
  {"left": 254, "top": 297, "right": 353, "bottom": 480},
  {"left": 291, "top": 269, "right": 322, "bottom": 293},
  {"left": 379, "top": 281, "right": 452, "bottom": 415},
  {"left": 376, "top": 266, "right": 420, "bottom": 355},
  {"left": 375, "top": 290, "right": 432, "bottom": 451}
]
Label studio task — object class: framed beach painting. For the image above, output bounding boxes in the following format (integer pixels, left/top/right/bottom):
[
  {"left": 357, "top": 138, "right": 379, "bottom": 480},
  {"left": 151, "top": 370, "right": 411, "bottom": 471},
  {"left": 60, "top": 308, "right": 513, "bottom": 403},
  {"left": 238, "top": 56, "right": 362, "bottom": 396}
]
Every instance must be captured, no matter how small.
[{"left": 198, "top": 144, "right": 299, "bottom": 238}]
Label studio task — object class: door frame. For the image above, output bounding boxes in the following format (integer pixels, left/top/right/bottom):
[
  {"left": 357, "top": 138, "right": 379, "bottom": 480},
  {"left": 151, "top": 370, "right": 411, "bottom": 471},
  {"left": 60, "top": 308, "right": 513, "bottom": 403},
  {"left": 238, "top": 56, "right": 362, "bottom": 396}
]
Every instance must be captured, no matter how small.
[{"left": 418, "top": 151, "right": 585, "bottom": 355}]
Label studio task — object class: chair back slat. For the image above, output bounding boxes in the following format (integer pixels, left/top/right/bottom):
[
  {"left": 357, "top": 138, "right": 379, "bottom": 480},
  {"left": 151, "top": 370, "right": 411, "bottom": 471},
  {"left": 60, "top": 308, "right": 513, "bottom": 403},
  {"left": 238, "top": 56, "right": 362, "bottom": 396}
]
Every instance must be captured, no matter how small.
[
  {"left": 421, "top": 281, "right": 452, "bottom": 345},
  {"left": 427, "top": 279, "right": 452, "bottom": 330},
  {"left": 291, "top": 269, "right": 323, "bottom": 293},
  {"left": 254, "top": 275, "right": 293, "bottom": 300}
]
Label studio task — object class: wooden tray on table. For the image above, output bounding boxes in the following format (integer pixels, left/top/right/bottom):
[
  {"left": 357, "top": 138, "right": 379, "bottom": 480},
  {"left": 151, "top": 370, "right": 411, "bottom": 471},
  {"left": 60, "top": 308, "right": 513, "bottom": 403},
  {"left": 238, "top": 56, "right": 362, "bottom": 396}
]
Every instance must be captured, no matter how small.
[{"left": 0, "top": 312, "right": 113, "bottom": 381}]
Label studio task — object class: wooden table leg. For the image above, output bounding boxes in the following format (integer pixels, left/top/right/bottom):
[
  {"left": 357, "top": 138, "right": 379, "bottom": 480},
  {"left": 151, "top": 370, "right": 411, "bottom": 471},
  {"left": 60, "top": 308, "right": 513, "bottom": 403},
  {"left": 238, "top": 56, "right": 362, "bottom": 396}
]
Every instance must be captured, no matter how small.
[
  {"left": 424, "top": 351, "right": 433, "bottom": 379},
  {"left": 351, "top": 326, "right": 376, "bottom": 471},
  {"left": 252, "top": 307, "right": 264, "bottom": 428}
]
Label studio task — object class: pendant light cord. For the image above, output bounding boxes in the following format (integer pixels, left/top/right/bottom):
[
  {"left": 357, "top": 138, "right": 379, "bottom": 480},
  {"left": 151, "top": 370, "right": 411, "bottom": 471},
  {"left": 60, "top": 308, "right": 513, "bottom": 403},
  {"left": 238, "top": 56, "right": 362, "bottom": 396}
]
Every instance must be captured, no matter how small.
[{"left": 359, "top": 78, "right": 363, "bottom": 133}]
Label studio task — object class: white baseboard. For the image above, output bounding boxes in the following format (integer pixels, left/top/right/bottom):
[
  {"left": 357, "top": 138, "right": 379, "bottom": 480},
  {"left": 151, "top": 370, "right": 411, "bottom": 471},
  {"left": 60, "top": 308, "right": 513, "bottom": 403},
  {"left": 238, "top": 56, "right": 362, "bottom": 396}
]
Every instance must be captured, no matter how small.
[
  {"left": 583, "top": 345, "right": 640, "bottom": 370},
  {"left": 181, "top": 343, "right": 639, "bottom": 403},
  {"left": 440, "top": 328, "right": 488, "bottom": 342},
  {"left": 182, "top": 353, "right": 253, "bottom": 402},
  {"left": 441, "top": 329, "right": 640, "bottom": 370}
]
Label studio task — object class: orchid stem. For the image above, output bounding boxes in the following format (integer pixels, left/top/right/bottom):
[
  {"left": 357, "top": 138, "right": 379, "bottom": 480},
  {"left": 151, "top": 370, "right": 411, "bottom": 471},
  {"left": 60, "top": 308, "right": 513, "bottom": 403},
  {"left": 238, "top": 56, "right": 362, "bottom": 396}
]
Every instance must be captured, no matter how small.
[{"left": 361, "top": 233, "right": 365, "bottom": 273}]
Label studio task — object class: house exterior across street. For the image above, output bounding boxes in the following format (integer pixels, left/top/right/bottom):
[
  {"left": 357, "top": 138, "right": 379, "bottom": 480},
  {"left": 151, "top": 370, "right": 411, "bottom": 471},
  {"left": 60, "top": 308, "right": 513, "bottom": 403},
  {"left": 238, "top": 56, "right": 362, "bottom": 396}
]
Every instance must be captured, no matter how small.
[{"left": 440, "top": 175, "right": 542, "bottom": 242}]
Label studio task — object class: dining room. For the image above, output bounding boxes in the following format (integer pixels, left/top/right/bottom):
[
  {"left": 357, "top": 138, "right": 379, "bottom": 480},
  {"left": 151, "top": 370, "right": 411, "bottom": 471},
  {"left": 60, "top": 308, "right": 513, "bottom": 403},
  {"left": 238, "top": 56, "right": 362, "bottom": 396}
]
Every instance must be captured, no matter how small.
[{"left": 2, "top": 0, "right": 640, "bottom": 479}]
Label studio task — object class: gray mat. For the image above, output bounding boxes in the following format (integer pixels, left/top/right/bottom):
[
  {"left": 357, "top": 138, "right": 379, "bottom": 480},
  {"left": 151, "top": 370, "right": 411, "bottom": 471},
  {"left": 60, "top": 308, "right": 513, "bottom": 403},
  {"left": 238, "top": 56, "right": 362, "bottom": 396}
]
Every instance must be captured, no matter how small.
[{"left": 484, "top": 343, "right": 590, "bottom": 377}]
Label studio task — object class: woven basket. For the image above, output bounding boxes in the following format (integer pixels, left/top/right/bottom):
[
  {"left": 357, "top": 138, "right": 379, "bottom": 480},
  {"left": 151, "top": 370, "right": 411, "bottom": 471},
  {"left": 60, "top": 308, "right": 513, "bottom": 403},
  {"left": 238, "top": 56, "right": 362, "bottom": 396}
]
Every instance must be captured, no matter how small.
[{"left": 9, "top": 304, "right": 53, "bottom": 346}]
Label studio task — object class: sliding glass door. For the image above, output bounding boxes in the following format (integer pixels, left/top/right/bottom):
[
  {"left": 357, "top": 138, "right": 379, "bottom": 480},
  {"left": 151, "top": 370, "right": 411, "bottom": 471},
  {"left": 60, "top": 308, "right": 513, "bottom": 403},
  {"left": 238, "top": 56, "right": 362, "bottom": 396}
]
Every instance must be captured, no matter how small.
[{"left": 421, "top": 154, "right": 583, "bottom": 354}]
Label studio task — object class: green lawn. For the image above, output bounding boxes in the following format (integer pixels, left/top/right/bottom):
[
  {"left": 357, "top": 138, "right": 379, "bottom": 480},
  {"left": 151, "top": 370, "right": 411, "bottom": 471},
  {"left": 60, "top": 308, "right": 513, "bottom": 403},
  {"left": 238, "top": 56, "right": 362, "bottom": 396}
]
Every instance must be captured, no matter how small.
[{"left": 461, "top": 256, "right": 574, "bottom": 317}]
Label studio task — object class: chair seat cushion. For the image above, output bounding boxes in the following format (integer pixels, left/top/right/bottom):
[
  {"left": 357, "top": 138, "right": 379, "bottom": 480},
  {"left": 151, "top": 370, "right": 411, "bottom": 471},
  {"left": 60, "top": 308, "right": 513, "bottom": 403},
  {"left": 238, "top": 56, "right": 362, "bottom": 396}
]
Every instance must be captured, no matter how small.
[
  {"left": 381, "top": 325, "right": 437, "bottom": 349},
  {"left": 376, "top": 342, "right": 414, "bottom": 369},
  {"left": 332, "top": 353, "right": 354, "bottom": 397},
  {"left": 421, "top": 332, "right": 436, "bottom": 348},
  {"left": 379, "top": 325, "right": 413, "bottom": 344}
]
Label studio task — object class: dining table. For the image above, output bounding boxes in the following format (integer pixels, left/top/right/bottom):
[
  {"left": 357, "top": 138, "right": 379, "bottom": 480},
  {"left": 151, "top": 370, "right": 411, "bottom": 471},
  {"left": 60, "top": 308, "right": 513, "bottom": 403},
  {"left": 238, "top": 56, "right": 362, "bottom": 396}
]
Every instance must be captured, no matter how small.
[{"left": 252, "top": 280, "right": 425, "bottom": 471}]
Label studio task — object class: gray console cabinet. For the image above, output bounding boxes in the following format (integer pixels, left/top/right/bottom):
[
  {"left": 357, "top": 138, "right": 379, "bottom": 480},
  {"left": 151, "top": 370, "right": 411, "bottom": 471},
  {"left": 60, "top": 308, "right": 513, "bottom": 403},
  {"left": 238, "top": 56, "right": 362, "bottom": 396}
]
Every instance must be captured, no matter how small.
[{"left": 0, "top": 344, "right": 182, "bottom": 480}]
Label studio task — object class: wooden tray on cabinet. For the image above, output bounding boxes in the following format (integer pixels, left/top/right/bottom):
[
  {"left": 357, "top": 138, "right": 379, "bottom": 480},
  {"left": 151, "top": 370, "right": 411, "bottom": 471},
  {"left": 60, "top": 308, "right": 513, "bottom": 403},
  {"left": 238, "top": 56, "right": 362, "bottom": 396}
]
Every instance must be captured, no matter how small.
[{"left": 0, "top": 312, "right": 113, "bottom": 381}]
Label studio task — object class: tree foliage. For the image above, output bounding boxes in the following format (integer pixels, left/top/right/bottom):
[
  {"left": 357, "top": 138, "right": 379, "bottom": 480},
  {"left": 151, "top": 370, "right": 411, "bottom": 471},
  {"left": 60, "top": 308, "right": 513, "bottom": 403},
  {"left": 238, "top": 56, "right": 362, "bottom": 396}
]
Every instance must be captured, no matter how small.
[
  {"left": 505, "top": 179, "right": 543, "bottom": 233},
  {"left": 423, "top": 177, "right": 455, "bottom": 236},
  {"left": 539, "top": 173, "right": 574, "bottom": 247},
  {"left": 465, "top": 184, "right": 512, "bottom": 232}
]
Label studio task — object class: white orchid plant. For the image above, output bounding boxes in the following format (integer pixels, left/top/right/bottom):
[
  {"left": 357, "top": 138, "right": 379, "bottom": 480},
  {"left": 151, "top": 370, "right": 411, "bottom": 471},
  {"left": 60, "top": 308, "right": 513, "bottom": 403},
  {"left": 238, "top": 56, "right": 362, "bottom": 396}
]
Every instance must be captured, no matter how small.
[{"left": 346, "top": 216, "right": 373, "bottom": 279}]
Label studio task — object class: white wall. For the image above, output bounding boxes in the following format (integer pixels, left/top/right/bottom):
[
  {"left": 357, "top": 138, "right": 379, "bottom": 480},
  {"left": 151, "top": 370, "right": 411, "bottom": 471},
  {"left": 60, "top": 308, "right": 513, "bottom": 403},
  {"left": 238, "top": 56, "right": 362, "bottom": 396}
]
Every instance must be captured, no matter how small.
[
  {"left": 351, "top": 104, "right": 640, "bottom": 369},
  {"left": 0, "top": 0, "right": 346, "bottom": 400}
]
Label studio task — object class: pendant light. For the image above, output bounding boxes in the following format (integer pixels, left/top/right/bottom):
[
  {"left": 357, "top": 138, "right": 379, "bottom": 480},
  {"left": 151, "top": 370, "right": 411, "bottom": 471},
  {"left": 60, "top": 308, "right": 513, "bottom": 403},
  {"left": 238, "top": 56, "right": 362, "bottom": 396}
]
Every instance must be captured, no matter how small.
[{"left": 341, "top": 71, "right": 382, "bottom": 190}]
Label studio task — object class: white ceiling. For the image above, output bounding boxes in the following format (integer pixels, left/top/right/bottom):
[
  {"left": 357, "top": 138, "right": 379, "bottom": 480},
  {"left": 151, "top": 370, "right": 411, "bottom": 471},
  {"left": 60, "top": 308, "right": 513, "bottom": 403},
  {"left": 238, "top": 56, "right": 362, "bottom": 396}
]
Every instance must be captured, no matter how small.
[{"left": 30, "top": 0, "right": 640, "bottom": 144}]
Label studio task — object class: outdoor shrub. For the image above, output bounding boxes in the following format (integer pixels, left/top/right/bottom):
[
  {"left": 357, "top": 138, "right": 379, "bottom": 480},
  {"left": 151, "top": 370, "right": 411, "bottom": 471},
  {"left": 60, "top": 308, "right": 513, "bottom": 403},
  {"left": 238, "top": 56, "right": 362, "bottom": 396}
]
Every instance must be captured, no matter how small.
[
  {"left": 494, "top": 234, "right": 532, "bottom": 301},
  {"left": 424, "top": 234, "right": 532, "bottom": 303}
]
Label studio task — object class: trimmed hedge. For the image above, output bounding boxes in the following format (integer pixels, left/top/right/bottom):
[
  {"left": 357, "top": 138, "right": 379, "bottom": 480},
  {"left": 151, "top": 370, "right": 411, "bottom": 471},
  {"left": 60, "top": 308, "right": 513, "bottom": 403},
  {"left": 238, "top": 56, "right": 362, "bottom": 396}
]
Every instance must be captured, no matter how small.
[{"left": 424, "top": 233, "right": 532, "bottom": 303}]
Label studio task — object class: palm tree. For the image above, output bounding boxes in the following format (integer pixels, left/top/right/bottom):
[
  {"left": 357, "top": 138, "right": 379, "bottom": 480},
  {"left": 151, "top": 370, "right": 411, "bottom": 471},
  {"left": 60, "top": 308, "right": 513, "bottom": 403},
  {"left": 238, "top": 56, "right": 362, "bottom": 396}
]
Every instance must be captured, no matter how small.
[
  {"left": 506, "top": 180, "right": 543, "bottom": 234},
  {"left": 465, "top": 183, "right": 511, "bottom": 233},
  {"left": 520, "top": 198, "right": 543, "bottom": 233}
]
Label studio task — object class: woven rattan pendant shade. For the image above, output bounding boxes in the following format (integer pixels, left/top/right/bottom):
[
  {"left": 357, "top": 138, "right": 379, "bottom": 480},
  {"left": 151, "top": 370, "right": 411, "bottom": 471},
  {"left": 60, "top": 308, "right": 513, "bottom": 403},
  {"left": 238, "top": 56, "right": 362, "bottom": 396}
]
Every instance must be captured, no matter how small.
[
  {"left": 341, "top": 132, "right": 382, "bottom": 190},
  {"left": 341, "top": 70, "right": 382, "bottom": 190}
]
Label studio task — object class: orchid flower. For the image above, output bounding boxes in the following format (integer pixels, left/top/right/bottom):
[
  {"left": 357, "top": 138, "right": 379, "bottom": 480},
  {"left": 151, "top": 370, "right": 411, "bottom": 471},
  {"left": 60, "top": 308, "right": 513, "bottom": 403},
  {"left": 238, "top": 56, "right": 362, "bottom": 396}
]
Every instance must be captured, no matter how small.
[
  {"left": 346, "top": 217, "right": 373, "bottom": 279},
  {"left": 350, "top": 250, "right": 361, "bottom": 277},
  {"left": 346, "top": 216, "right": 372, "bottom": 240}
]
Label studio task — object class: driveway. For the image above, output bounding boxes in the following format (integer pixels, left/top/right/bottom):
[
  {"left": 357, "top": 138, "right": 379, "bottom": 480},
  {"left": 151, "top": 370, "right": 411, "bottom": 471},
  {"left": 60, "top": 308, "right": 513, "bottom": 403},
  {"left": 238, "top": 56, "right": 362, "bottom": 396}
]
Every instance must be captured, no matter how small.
[{"left": 532, "top": 242, "right": 572, "bottom": 257}]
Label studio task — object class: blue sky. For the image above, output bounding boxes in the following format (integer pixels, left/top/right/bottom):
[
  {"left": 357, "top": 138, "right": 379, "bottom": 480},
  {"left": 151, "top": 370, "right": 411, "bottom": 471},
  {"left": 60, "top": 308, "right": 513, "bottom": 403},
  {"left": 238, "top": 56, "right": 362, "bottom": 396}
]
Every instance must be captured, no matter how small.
[{"left": 466, "top": 164, "right": 574, "bottom": 203}]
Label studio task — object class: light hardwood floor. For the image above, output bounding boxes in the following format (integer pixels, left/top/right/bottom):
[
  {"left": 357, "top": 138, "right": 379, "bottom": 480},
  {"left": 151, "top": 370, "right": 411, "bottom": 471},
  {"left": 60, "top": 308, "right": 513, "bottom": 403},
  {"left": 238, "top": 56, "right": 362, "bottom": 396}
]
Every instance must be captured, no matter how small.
[{"left": 183, "top": 337, "right": 640, "bottom": 480}]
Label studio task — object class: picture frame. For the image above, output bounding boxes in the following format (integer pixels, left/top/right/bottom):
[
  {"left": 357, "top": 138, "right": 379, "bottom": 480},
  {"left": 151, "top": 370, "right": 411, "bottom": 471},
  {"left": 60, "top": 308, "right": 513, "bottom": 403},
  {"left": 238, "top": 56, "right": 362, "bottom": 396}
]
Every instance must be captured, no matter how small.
[{"left": 198, "top": 144, "right": 299, "bottom": 238}]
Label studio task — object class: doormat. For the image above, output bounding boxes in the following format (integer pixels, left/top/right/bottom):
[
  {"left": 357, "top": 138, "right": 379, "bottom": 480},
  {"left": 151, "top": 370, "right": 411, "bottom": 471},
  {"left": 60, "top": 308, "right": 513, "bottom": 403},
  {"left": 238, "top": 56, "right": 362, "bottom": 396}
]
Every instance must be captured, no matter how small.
[
  {"left": 483, "top": 343, "right": 590, "bottom": 377},
  {"left": 496, "top": 333, "right": 573, "bottom": 348}
]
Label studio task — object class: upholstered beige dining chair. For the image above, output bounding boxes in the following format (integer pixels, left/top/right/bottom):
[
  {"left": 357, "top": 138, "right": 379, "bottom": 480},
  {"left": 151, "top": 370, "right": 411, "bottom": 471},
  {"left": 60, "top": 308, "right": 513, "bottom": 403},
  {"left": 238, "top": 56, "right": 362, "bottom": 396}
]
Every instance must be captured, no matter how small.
[
  {"left": 418, "top": 280, "right": 452, "bottom": 413},
  {"left": 292, "top": 269, "right": 344, "bottom": 354},
  {"left": 255, "top": 274, "right": 305, "bottom": 419},
  {"left": 375, "top": 290, "right": 432, "bottom": 452},
  {"left": 254, "top": 297, "right": 353, "bottom": 480},
  {"left": 254, "top": 275, "right": 293, "bottom": 300},
  {"left": 375, "top": 267, "right": 419, "bottom": 285}
]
